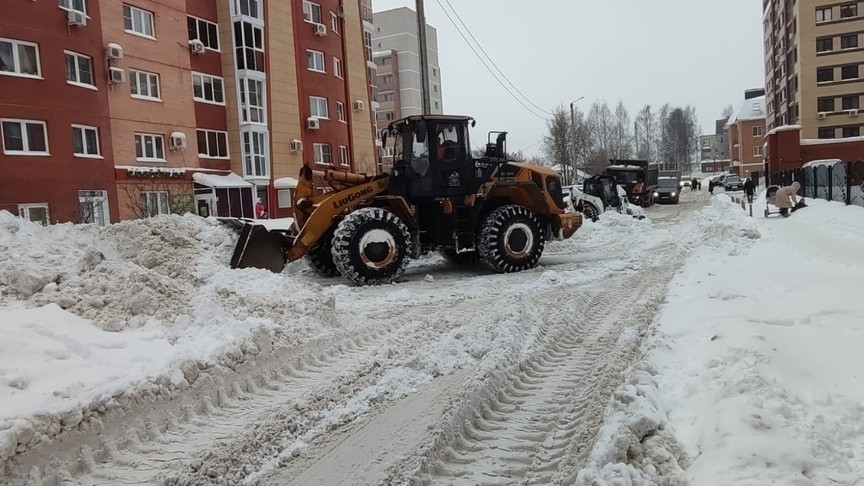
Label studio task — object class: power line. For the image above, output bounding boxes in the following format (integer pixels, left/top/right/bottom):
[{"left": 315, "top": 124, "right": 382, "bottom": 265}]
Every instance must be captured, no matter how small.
[
  {"left": 432, "top": 0, "right": 548, "bottom": 121},
  {"left": 439, "top": 0, "right": 553, "bottom": 117}
]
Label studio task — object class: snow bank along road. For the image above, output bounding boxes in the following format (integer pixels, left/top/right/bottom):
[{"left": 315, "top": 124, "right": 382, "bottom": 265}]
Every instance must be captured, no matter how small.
[{"left": 1, "top": 190, "right": 716, "bottom": 485}]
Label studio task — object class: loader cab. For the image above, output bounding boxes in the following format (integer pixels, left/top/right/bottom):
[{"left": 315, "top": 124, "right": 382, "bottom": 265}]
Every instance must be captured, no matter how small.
[
  {"left": 386, "top": 115, "right": 487, "bottom": 199},
  {"left": 583, "top": 175, "right": 622, "bottom": 210}
]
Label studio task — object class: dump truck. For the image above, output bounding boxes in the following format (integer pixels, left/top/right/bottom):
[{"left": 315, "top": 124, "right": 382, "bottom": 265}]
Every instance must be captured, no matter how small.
[
  {"left": 603, "top": 159, "right": 659, "bottom": 207},
  {"left": 230, "top": 115, "right": 583, "bottom": 285}
]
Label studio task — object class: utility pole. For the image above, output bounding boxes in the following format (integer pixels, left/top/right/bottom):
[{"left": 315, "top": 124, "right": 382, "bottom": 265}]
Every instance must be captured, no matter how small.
[
  {"left": 416, "top": 0, "right": 431, "bottom": 115},
  {"left": 569, "top": 97, "right": 584, "bottom": 185}
]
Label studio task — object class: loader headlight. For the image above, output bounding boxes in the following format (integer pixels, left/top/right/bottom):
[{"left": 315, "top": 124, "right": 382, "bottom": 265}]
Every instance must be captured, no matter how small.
[{"left": 672, "top": 192, "right": 677, "bottom": 197}]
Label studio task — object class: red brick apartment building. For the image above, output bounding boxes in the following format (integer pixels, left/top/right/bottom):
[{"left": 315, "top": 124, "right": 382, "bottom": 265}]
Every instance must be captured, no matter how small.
[{"left": 1, "top": 0, "right": 378, "bottom": 224}]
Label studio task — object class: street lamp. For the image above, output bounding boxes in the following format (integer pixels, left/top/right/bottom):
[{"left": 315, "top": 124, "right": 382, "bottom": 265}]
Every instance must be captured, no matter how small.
[{"left": 569, "top": 97, "right": 584, "bottom": 185}]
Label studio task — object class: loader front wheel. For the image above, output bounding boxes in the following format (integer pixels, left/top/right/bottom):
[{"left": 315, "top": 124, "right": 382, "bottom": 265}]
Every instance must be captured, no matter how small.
[
  {"left": 331, "top": 208, "right": 412, "bottom": 286},
  {"left": 306, "top": 230, "right": 340, "bottom": 277},
  {"left": 478, "top": 205, "right": 545, "bottom": 273}
]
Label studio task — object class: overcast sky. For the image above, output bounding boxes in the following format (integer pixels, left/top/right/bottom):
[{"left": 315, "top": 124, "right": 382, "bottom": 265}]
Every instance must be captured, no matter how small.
[{"left": 371, "top": 0, "right": 765, "bottom": 157}]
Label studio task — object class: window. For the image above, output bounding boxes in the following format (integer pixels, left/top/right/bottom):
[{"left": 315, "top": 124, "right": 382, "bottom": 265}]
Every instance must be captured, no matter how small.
[
  {"left": 0, "top": 38, "right": 40, "bottom": 77},
  {"left": 78, "top": 190, "right": 109, "bottom": 226},
  {"left": 310, "top": 96, "right": 328, "bottom": 118},
  {"left": 302, "top": 1, "right": 322, "bottom": 23},
  {"left": 141, "top": 192, "right": 170, "bottom": 217},
  {"left": 434, "top": 101, "right": 439, "bottom": 110},
  {"left": 753, "top": 146, "right": 764, "bottom": 156},
  {"left": 816, "top": 37, "right": 833, "bottom": 52},
  {"left": 334, "top": 57, "right": 343, "bottom": 78},
  {"left": 1, "top": 119, "right": 48, "bottom": 155},
  {"left": 313, "top": 143, "right": 331, "bottom": 164},
  {"left": 187, "top": 16, "right": 219, "bottom": 51},
  {"left": 59, "top": 0, "right": 85, "bottom": 14},
  {"left": 816, "top": 7, "right": 832, "bottom": 22},
  {"left": 134, "top": 133, "right": 165, "bottom": 161},
  {"left": 123, "top": 5, "right": 155, "bottom": 38},
  {"left": 234, "top": 21, "right": 264, "bottom": 71},
  {"left": 818, "top": 97, "right": 835, "bottom": 112},
  {"left": 433, "top": 84, "right": 438, "bottom": 93},
  {"left": 239, "top": 77, "right": 265, "bottom": 123},
  {"left": 339, "top": 145, "right": 349, "bottom": 166},
  {"left": 18, "top": 204, "right": 49, "bottom": 226},
  {"left": 432, "top": 68, "right": 437, "bottom": 77},
  {"left": 817, "top": 67, "right": 834, "bottom": 82},
  {"left": 277, "top": 189, "right": 292, "bottom": 208},
  {"left": 841, "top": 64, "right": 860, "bottom": 80},
  {"left": 242, "top": 130, "right": 268, "bottom": 178},
  {"left": 307, "top": 50, "right": 325, "bottom": 72},
  {"left": 192, "top": 72, "right": 224, "bottom": 104},
  {"left": 378, "top": 92, "right": 394, "bottom": 102},
  {"left": 384, "top": 112, "right": 395, "bottom": 121},
  {"left": 234, "top": 0, "right": 261, "bottom": 19},
  {"left": 72, "top": 125, "right": 100, "bottom": 157},
  {"left": 380, "top": 56, "right": 392, "bottom": 66},
  {"left": 336, "top": 101, "right": 346, "bottom": 122},
  {"left": 196, "top": 129, "right": 229, "bottom": 158},
  {"left": 842, "top": 96, "right": 860, "bottom": 110},
  {"left": 331, "top": 12, "right": 340, "bottom": 34},
  {"left": 843, "top": 126, "right": 861, "bottom": 137},
  {"left": 752, "top": 126, "right": 764, "bottom": 136},
  {"left": 379, "top": 74, "right": 393, "bottom": 84},
  {"left": 130, "top": 70, "right": 160, "bottom": 100},
  {"left": 64, "top": 51, "right": 94, "bottom": 88},
  {"left": 840, "top": 3, "right": 858, "bottom": 18},
  {"left": 819, "top": 128, "right": 836, "bottom": 139},
  {"left": 841, "top": 35, "right": 859, "bottom": 49}
]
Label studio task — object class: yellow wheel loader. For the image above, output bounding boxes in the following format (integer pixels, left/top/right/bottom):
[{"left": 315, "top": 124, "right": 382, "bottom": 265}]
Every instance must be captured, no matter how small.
[{"left": 230, "top": 115, "right": 583, "bottom": 285}]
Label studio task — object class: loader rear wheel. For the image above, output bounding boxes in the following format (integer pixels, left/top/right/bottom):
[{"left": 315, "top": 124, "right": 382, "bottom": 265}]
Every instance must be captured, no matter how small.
[
  {"left": 440, "top": 248, "right": 481, "bottom": 265},
  {"left": 331, "top": 208, "right": 412, "bottom": 286},
  {"left": 306, "top": 230, "right": 340, "bottom": 277},
  {"left": 478, "top": 205, "right": 545, "bottom": 274}
]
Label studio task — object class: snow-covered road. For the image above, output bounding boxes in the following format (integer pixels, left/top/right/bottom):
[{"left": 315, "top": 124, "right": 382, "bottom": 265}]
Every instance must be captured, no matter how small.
[{"left": 2, "top": 191, "right": 715, "bottom": 485}]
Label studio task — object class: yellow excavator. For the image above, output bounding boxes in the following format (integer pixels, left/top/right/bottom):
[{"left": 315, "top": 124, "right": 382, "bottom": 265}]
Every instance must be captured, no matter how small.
[{"left": 230, "top": 115, "right": 583, "bottom": 285}]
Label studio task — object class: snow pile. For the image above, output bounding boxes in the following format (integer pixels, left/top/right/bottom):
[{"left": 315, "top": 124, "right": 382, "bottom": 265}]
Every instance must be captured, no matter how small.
[
  {"left": 579, "top": 198, "right": 864, "bottom": 484},
  {"left": 0, "top": 212, "right": 334, "bottom": 461}
]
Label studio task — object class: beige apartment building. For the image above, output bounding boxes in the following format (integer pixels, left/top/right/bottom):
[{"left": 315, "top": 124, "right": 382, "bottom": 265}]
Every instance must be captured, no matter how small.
[{"left": 763, "top": 0, "right": 864, "bottom": 139}]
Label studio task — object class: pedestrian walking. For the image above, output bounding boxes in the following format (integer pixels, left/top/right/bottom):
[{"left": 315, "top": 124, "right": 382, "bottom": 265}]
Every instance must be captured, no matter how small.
[
  {"left": 743, "top": 178, "right": 756, "bottom": 204},
  {"left": 708, "top": 180, "right": 714, "bottom": 195},
  {"left": 691, "top": 178, "right": 698, "bottom": 191}
]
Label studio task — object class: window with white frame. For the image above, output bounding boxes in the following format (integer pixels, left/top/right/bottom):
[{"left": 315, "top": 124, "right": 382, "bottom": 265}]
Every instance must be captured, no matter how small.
[
  {"left": 134, "top": 133, "right": 165, "bottom": 161},
  {"left": 310, "top": 96, "right": 328, "bottom": 118},
  {"left": 753, "top": 146, "right": 764, "bottom": 156},
  {"left": 130, "top": 70, "right": 160, "bottom": 100},
  {"left": 378, "top": 91, "right": 394, "bottom": 102},
  {"left": 140, "top": 191, "right": 170, "bottom": 217},
  {"left": 234, "top": 0, "right": 261, "bottom": 19},
  {"left": 192, "top": 72, "right": 224, "bottom": 104},
  {"left": 816, "top": 7, "right": 832, "bottom": 22},
  {"left": 302, "top": 1, "right": 323, "bottom": 23},
  {"left": 277, "top": 189, "right": 292, "bottom": 208},
  {"left": 331, "top": 12, "right": 340, "bottom": 34},
  {"left": 242, "top": 130, "right": 268, "bottom": 177},
  {"left": 339, "top": 145, "right": 349, "bottom": 166},
  {"left": 78, "top": 190, "right": 109, "bottom": 226},
  {"left": 18, "top": 203, "right": 50, "bottom": 226},
  {"left": 65, "top": 51, "right": 93, "bottom": 88},
  {"left": 59, "top": 0, "right": 86, "bottom": 14},
  {"left": 334, "top": 57, "right": 343, "bottom": 78},
  {"left": 196, "top": 129, "right": 229, "bottom": 158},
  {"left": 72, "top": 125, "right": 100, "bottom": 157},
  {"left": 313, "top": 143, "right": 331, "bottom": 164},
  {"left": 187, "top": 16, "right": 219, "bottom": 51},
  {"left": 239, "top": 77, "right": 265, "bottom": 123},
  {"left": 123, "top": 4, "right": 155, "bottom": 38},
  {"left": 336, "top": 101, "right": 346, "bottom": 122},
  {"left": 752, "top": 126, "right": 764, "bottom": 136},
  {"left": 1, "top": 119, "right": 48, "bottom": 155},
  {"left": 307, "top": 50, "right": 325, "bottom": 72},
  {"left": 0, "top": 38, "right": 41, "bottom": 77},
  {"left": 234, "top": 21, "right": 264, "bottom": 71}
]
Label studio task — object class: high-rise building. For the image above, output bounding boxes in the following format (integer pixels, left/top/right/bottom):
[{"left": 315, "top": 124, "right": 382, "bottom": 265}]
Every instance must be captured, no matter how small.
[
  {"left": 763, "top": 0, "right": 863, "bottom": 139},
  {"left": 1, "top": 0, "right": 378, "bottom": 224}
]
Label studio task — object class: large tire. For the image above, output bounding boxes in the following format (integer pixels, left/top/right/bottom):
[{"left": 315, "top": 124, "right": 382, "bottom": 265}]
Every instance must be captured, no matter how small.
[
  {"left": 331, "top": 207, "right": 412, "bottom": 286},
  {"left": 305, "top": 230, "right": 340, "bottom": 277},
  {"left": 477, "top": 205, "right": 546, "bottom": 274},
  {"left": 440, "top": 248, "right": 481, "bottom": 265}
]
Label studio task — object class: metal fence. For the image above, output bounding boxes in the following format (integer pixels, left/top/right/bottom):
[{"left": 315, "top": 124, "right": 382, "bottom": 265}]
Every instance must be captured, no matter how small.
[{"left": 769, "top": 160, "right": 864, "bottom": 207}]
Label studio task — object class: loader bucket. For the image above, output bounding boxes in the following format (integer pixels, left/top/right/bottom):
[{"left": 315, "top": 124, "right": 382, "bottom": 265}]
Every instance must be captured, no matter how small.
[{"left": 229, "top": 223, "right": 289, "bottom": 273}]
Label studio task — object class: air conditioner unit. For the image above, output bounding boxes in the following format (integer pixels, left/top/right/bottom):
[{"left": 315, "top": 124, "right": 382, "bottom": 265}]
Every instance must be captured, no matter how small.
[
  {"left": 306, "top": 117, "right": 320, "bottom": 130},
  {"left": 850, "top": 109, "right": 859, "bottom": 117},
  {"left": 188, "top": 39, "right": 206, "bottom": 55},
  {"left": 818, "top": 112, "right": 827, "bottom": 120},
  {"left": 353, "top": 100, "right": 366, "bottom": 112},
  {"left": 67, "top": 10, "right": 87, "bottom": 27},
  {"left": 314, "top": 23, "right": 327, "bottom": 36},
  {"left": 108, "top": 67, "right": 125, "bottom": 84},
  {"left": 169, "top": 132, "right": 187, "bottom": 149},
  {"left": 105, "top": 43, "right": 123, "bottom": 60},
  {"left": 290, "top": 139, "right": 303, "bottom": 152}
]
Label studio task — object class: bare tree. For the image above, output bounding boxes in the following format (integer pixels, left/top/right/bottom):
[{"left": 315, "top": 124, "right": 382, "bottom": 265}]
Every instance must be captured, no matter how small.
[
  {"left": 720, "top": 104, "right": 735, "bottom": 120},
  {"left": 661, "top": 106, "right": 699, "bottom": 173},
  {"left": 542, "top": 105, "right": 572, "bottom": 182},
  {"left": 122, "top": 180, "right": 195, "bottom": 219},
  {"left": 584, "top": 101, "right": 615, "bottom": 175},
  {"left": 634, "top": 105, "right": 659, "bottom": 162},
  {"left": 610, "top": 100, "right": 633, "bottom": 159}
]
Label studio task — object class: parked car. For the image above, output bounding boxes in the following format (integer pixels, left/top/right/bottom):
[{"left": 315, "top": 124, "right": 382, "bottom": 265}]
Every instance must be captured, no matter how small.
[
  {"left": 724, "top": 176, "right": 744, "bottom": 191},
  {"left": 711, "top": 174, "right": 727, "bottom": 186}
]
